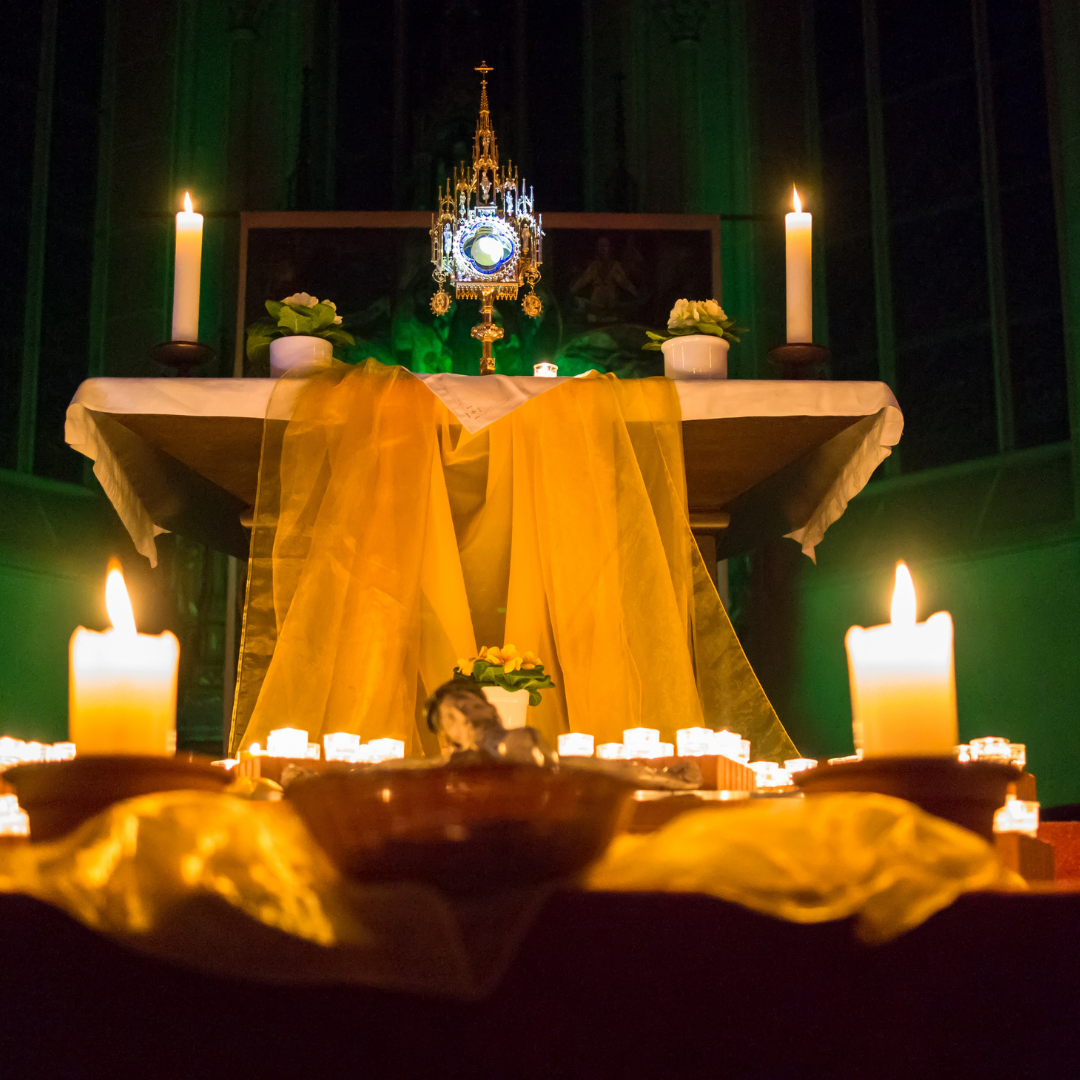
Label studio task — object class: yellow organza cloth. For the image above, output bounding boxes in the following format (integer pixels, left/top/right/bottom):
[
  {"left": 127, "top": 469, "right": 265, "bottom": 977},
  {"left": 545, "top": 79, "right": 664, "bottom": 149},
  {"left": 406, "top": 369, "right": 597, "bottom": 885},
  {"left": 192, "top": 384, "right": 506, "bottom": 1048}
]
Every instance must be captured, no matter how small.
[
  {"left": 587, "top": 792, "right": 1023, "bottom": 942},
  {"left": 232, "top": 360, "right": 794, "bottom": 760},
  {"left": 0, "top": 790, "right": 1020, "bottom": 997}
]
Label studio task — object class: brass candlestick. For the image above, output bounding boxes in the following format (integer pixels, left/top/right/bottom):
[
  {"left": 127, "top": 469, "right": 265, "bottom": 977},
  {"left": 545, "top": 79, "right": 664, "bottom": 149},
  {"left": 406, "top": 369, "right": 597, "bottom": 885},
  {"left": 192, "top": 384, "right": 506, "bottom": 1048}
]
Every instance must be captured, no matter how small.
[
  {"left": 151, "top": 340, "right": 215, "bottom": 377},
  {"left": 430, "top": 63, "right": 544, "bottom": 376},
  {"left": 766, "top": 342, "right": 829, "bottom": 380}
]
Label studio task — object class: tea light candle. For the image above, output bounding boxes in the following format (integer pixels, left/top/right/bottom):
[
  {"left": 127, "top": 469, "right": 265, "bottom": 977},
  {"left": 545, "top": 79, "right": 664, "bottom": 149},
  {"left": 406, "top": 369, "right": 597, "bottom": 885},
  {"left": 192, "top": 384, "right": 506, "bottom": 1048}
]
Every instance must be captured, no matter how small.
[
  {"left": 677, "top": 727, "right": 715, "bottom": 757},
  {"left": 324, "top": 732, "right": 362, "bottom": 762},
  {"left": 69, "top": 567, "right": 180, "bottom": 755},
  {"left": 993, "top": 795, "right": 1039, "bottom": 838},
  {"left": 0, "top": 795, "right": 29, "bottom": 838},
  {"left": 266, "top": 727, "right": 310, "bottom": 758},
  {"left": 558, "top": 733, "right": 595, "bottom": 757},
  {"left": 710, "top": 730, "right": 750, "bottom": 764},
  {"left": 596, "top": 742, "right": 626, "bottom": 760},
  {"left": 367, "top": 738, "right": 405, "bottom": 762},
  {"left": 750, "top": 762, "right": 793, "bottom": 790},
  {"left": 845, "top": 562, "right": 958, "bottom": 757},
  {"left": 969, "top": 736, "right": 1013, "bottom": 764},
  {"left": 623, "top": 728, "right": 660, "bottom": 757},
  {"left": 784, "top": 758, "right": 818, "bottom": 774},
  {"left": 533, "top": 362, "right": 558, "bottom": 377}
]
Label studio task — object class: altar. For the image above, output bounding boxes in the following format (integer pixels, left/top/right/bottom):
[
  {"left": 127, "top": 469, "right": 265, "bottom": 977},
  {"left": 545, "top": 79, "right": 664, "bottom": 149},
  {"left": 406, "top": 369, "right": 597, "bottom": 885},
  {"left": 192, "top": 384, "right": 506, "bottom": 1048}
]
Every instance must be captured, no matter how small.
[{"left": 65, "top": 373, "right": 901, "bottom": 565}]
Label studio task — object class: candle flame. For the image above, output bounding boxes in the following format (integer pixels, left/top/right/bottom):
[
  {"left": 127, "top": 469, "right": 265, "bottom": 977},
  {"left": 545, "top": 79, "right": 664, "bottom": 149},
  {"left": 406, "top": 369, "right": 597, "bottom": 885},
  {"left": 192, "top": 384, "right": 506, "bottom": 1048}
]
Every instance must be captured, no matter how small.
[
  {"left": 183, "top": 192, "right": 193, "bottom": 213},
  {"left": 890, "top": 561, "right": 917, "bottom": 626},
  {"left": 792, "top": 186, "right": 802, "bottom": 213},
  {"left": 105, "top": 566, "right": 138, "bottom": 635}
]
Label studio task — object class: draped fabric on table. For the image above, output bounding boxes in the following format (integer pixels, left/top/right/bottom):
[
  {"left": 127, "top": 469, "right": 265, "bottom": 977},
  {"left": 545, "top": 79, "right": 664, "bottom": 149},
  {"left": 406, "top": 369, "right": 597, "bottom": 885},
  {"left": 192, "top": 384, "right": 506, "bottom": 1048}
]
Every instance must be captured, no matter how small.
[{"left": 231, "top": 360, "right": 795, "bottom": 761}]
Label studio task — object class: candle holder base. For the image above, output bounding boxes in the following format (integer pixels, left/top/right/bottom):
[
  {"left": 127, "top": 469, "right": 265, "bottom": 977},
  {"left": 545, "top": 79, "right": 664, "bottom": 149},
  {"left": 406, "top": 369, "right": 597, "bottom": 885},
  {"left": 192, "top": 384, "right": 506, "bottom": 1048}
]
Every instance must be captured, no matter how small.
[
  {"left": 767, "top": 342, "right": 830, "bottom": 380},
  {"left": 151, "top": 340, "right": 215, "bottom": 377},
  {"left": 794, "top": 756, "right": 1020, "bottom": 841},
  {"left": 3, "top": 754, "right": 231, "bottom": 842}
]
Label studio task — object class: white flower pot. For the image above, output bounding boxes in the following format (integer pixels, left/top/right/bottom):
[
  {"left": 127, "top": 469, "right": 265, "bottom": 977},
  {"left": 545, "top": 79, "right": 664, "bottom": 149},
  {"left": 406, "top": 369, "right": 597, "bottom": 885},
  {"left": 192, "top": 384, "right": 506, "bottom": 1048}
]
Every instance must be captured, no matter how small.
[
  {"left": 661, "top": 334, "right": 729, "bottom": 380},
  {"left": 482, "top": 686, "right": 530, "bottom": 730},
  {"left": 270, "top": 335, "right": 333, "bottom": 377}
]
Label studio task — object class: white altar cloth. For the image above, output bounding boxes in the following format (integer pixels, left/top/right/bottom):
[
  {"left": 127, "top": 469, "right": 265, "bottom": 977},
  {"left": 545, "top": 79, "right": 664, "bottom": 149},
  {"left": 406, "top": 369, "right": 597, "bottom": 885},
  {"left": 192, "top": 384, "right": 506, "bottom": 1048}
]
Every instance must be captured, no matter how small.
[{"left": 66, "top": 373, "right": 902, "bottom": 564}]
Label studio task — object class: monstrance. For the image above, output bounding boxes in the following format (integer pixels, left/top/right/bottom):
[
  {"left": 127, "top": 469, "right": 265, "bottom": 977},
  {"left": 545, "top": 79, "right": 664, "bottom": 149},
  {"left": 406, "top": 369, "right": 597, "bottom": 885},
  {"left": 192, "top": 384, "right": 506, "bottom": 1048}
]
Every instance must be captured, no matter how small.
[{"left": 430, "top": 62, "right": 543, "bottom": 375}]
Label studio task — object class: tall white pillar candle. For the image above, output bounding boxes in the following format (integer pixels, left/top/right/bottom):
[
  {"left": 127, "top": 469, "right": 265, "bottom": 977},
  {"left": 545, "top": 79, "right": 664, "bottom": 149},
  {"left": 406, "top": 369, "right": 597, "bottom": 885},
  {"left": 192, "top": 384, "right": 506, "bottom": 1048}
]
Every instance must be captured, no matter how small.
[
  {"left": 844, "top": 562, "right": 958, "bottom": 757},
  {"left": 171, "top": 192, "right": 203, "bottom": 342},
  {"left": 785, "top": 186, "right": 813, "bottom": 343}
]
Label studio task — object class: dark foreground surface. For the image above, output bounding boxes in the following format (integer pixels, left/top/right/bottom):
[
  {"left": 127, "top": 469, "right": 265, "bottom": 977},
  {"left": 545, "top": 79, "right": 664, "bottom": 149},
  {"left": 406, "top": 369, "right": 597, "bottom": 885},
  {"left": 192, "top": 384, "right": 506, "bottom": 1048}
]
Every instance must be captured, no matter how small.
[{"left": 1, "top": 888, "right": 1077, "bottom": 1079}]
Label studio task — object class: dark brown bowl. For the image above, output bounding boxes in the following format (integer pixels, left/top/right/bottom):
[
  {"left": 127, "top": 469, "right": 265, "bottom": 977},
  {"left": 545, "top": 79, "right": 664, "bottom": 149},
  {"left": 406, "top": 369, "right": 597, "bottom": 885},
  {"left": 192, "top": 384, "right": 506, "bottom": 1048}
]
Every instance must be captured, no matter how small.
[
  {"left": 4, "top": 755, "right": 232, "bottom": 842},
  {"left": 286, "top": 762, "right": 636, "bottom": 894},
  {"left": 794, "top": 756, "right": 1020, "bottom": 841}
]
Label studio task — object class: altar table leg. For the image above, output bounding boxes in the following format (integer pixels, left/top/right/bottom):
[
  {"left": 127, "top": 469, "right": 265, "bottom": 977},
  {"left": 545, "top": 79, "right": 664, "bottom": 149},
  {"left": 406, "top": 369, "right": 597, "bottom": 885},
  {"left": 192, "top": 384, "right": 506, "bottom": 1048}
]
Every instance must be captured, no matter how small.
[
  {"left": 689, "top": 511, "right": 730, "bottom": 592},
  {"left": 692, "top": 530, "right": 718, "bottom": 588}
]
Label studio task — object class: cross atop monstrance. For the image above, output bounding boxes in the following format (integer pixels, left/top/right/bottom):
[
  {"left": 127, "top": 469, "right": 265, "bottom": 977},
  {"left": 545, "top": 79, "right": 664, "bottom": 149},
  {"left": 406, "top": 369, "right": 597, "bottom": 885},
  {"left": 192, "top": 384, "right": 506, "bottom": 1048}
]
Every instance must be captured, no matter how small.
[{"left": 430, "top": 62, "right": 543, "bottom": 375}]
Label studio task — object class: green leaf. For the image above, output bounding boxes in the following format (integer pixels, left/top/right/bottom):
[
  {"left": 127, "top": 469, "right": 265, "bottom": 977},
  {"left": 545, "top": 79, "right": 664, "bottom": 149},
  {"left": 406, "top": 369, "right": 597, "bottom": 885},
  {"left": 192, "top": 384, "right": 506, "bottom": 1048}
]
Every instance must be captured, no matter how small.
[
  {"left": 695, "top": 322, "right": 726, "bottom": 337},
  {"left": 278, "top": 306, "right": 313, "bottom": 335},
  {"left": 321, "top": 328, "right": 356, "bottom": 347},
  {"left": 641, "top": 342, "right": 662, "bottom": 351},
  {"left": 309, "top": 303, "right": 338, "bottom": 333},
  {"left": 645, "top": 331, "right": 668, "bottom": 341},
  {"left": 265, "top": 300, "right": 284, "bottom": 319},
  {"left": 245, "top": 323, "right": 280, "bottom": 364}
]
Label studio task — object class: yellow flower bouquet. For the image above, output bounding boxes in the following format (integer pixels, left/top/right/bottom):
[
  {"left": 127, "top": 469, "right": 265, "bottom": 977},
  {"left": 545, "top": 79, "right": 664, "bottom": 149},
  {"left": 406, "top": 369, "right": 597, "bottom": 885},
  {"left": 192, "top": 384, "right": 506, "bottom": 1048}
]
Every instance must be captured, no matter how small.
[{"left": 453, "top": 644, "right": 555, "bottom": 707}]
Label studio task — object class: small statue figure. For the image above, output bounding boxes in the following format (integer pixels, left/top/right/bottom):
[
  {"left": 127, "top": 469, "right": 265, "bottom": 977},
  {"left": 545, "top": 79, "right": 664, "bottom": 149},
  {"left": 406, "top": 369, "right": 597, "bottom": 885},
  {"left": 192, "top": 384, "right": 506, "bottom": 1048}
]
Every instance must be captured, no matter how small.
[{"left": 426, "top": 679, "right": 555, "bottom": 767}]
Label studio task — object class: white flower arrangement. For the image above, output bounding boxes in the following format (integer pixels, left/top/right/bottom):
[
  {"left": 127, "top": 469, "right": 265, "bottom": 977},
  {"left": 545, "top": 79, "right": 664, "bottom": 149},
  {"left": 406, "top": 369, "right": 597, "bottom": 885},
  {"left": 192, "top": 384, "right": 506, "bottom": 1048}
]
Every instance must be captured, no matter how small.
[{"left": 643, "top": 298, "right": 745, "bottom": 351}]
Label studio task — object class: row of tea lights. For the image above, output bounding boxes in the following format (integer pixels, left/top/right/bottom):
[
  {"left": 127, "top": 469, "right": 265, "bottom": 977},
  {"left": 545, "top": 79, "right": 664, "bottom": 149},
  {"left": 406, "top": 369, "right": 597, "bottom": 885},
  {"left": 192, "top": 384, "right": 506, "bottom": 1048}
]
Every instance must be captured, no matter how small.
[
  {"left": 556, "top": 728, "right": 1029, "bottom": 793},
  {"left": 0, "top": 559, "right": 1038, "bottom": 825},
  {"left": 243, "top": 728, "right": 406, "bottom": 765}
]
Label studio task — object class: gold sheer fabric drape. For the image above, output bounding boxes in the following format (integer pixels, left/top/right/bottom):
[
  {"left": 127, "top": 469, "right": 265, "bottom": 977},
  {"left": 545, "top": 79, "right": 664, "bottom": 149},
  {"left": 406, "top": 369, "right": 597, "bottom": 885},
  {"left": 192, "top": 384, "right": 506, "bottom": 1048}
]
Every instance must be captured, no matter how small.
[{"left": 232, "top": 360, "right": 794, "bottom": 761}]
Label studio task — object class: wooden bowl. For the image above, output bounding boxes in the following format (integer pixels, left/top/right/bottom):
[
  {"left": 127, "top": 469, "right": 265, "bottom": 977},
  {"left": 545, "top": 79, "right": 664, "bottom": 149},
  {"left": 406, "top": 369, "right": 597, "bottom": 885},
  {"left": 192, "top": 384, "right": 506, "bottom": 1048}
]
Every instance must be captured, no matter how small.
[
  {"left": 3, "top": 755, "right": 232, "bottom": 842},
  {"left": 794, "top": 756, "right": 1020, "bottom": 841},
  {"left": 286, "top": 762, "right": 635, "bottom": 894}
]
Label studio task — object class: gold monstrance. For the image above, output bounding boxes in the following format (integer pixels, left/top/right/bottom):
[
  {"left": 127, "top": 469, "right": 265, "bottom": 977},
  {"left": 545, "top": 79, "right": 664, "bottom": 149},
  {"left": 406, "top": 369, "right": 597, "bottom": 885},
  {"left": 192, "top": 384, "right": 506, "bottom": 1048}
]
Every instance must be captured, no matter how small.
[{"left": 430, "top": 62, "right": 543, "bottom": 375}]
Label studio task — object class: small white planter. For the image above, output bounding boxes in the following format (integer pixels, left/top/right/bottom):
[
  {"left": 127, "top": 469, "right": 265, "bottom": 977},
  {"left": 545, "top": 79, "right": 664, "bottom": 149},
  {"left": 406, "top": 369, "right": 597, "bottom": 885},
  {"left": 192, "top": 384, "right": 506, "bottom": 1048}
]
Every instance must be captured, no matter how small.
[
  {"left": 482, "top": 686, "right": 530, "bottom": 730},
  {"left": 661, "top": 334, "right": 729, "bottom": 380},
  {"left": 270, "top": 334, "right": 333, "bottom": 377}
]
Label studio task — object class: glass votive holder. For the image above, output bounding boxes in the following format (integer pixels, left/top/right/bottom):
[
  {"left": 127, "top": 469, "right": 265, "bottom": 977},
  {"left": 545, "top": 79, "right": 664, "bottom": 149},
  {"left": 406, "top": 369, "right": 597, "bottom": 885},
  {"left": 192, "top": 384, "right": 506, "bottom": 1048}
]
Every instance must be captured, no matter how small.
[
  {"left": 266, "top": 727, "right": 310, "bottom": 758},
  {"left": 1010, "top": 743, "right": 1027, "bottom": 770},
  {"left": 828, "top": 751, "right": 863, "bottom": 765},
  {"left": 709, "top": 730, "right": 739, "bottom": 758},
  {"left": 0, "top": 795, "right": 29, "bottom": 837},
  {"left": 677, "top": 727, "right": 714, "bottom": 757},
  {"left": 533, "top": 362, "right": 559, "bottom": 377},
  {"left": 558, "top": 733, "right": 595, "bottom": 757},
  {"left": 367, "top": 738, "right": 406, "bottom": 762},
  {"left": 45, "top": 742, "right": 77, "bottom": 762},
  {"left": 623, "top": 728, "right": 660, "bottom": 756},
  {"left": 993, "top": 794, "right": 1039, "bottom": 838},
  {"left": 324, "top": 732, "right": 362, "bottom": 761},
  {"left": 970, "top": 736, "right": 1013, "bottom": 764},
  {"left": 596, "top": 742, "right": 626, "bottom": 760},
  {"left": 750, "top": 762, "right": 793, "bottom": 790}
]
